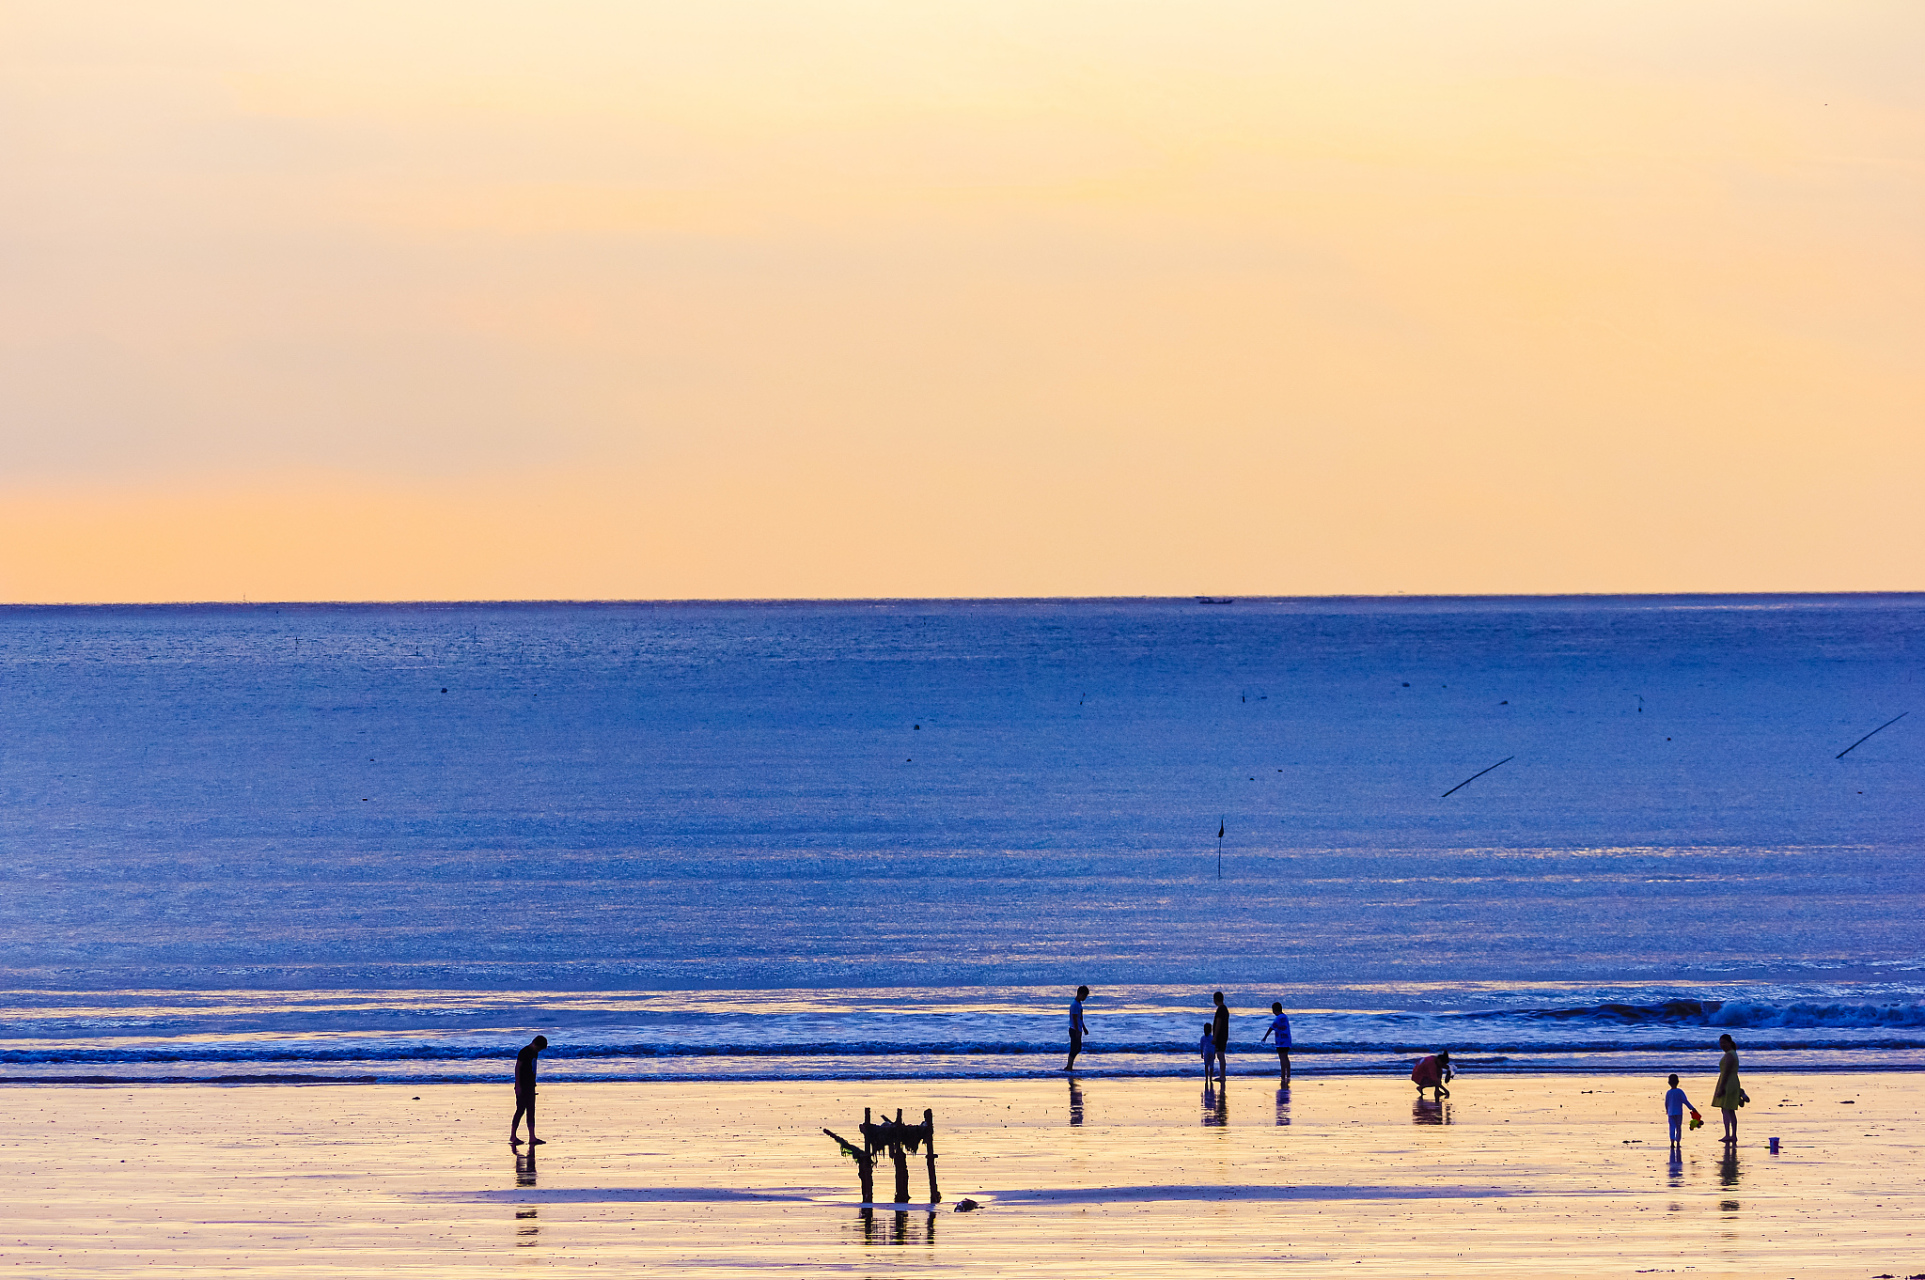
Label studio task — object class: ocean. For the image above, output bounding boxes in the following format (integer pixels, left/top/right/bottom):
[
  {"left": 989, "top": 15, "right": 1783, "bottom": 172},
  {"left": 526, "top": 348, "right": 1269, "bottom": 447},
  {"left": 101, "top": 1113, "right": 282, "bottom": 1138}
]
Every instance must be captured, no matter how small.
[{"left": 1, "top": 596, "right": 1919, "bottom": 1084}]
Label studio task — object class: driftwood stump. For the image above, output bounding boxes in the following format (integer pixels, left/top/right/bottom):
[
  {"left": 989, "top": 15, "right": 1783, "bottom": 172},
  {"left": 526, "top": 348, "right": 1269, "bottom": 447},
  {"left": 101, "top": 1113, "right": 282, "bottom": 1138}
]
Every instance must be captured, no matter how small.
[
  {"left": 890, "top": 1108, "right": 911, "bottom": 1203},
  {"left": 822, "top": 1115, "right": 875, "bottom": 1204},
  {"left": 922, "top": 1108, "right": 940, "bottom": 1204},
  {"left": 825, "top": 1104, "right": 940, "bottom": 1205}
]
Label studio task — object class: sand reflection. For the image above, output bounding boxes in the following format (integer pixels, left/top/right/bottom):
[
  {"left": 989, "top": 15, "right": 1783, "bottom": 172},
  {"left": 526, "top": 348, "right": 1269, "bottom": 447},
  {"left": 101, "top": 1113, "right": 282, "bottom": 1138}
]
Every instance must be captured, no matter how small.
[
  {"left": 853, "top": 1208, "right": 937, "bottom": 1246},
  {"left": 1411, "top": 1099, "right": 1452, "bottom": 1125},
  {"left": 514, "top": 1149, "right": 539, "bottom": 1250},
  {"left": 1201, "top": 1081, "right": 1227, "bottom": 1127},
  {"left": 1068, "top": 1078, "right": 1084, "bottom": 1127},
  {"left": 12, "top": 1075, "right": 1922, "bottom": 1278}
]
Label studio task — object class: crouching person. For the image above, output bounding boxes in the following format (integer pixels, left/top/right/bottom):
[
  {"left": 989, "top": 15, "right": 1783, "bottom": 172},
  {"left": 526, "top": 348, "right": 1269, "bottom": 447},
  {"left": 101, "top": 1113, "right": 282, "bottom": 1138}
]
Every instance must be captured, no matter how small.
[{"left": 1412, "top": 1050, "right": 1453, "bottom": 1100}]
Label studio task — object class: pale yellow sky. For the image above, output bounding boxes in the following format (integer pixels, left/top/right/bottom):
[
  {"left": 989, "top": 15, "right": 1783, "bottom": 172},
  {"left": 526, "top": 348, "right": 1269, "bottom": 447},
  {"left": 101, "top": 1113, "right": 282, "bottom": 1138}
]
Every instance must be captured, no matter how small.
[{"left": 2, "top": 1, "right": 1920, "bottom": 601}]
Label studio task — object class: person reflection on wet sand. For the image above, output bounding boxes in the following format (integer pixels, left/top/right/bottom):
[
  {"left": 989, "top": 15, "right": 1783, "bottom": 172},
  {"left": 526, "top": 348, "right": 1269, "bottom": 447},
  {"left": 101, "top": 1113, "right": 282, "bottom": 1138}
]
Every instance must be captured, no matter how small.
[
  {"left": 1068, "top": 1077, "right": 1084, "bottom": 1127},
  {"left": 515, "top": 1208, "right": 538, "bottom": 1246},
  {"left": 1720, "top": 1146, "right": 1740, "bottom": 1189},
  {"left": 1275, "top": 1088, "right": 1291, "bottom": 1126},
  {"left": 1412, "top": 1098, "right": 1452, "bottom": 1125},
  {"left": 515, "top": 1149, "right": 537, "bottom": 1187},
  {"left": 1202, "top": 1079, "right": 1227, "bottom": 1127}
]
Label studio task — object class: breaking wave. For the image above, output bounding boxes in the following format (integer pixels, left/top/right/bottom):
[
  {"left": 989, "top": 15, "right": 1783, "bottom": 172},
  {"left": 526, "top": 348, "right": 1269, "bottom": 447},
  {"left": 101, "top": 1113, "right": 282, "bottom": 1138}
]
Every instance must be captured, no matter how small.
[{"left": 1462, "top": 1000, "right": 1925, "bottom": 1031}]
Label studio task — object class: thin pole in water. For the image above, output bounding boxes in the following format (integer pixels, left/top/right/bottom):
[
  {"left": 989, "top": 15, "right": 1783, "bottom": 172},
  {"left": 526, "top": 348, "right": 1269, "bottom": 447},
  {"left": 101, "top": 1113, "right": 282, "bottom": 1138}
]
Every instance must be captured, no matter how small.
[
  {"left": 1217, "top": 816, "right": 1225, "bottom": 879},
  {"left": 1836, "top": 711, "right": 1907, "bottom": 759},
  {"left": 1441, "top": 755, "right": 1514, "bottom": 798}
]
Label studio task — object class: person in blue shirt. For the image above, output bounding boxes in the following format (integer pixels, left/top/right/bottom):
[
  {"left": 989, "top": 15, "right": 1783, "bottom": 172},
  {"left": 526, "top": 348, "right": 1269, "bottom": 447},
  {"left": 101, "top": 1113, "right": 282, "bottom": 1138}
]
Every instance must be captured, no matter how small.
[
  {"left": 1663, "top": 1073, "right": 1699, "bottom": 1150},
  {"left": 1198, "top": 1023, "right": 1217, "bottom": 1076},
  {"left": 1261, "top": 1001, "right": 1292, "bottom": 1085},
  {"left": 1065, "top": 986, "right": 1090, "bottom": 1072}
]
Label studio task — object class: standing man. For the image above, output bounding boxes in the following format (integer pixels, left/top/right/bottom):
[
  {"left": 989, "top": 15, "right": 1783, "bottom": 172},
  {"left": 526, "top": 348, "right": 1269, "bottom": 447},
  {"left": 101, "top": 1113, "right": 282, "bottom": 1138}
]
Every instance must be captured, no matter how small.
[
  {"left": 1065, "top": 986, "right": 1090, "bottom": 1072},
  {"left": 510, "top": 1035, "right": 549, "bottom": 1146},
  {"left": 1261, "top": 1001, "right": 1292, "bottom": 1085},
  {"left": 1211, "top": 992, "right": 1230, "bottom": 1078}
]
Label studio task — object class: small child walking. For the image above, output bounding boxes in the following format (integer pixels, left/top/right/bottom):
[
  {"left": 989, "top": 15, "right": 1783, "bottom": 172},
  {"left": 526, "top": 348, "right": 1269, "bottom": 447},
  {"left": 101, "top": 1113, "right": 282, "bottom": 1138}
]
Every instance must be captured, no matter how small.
[
  {"left": 1199, "top": 1023, "right": 1218, "bottom": 1077},
  {"left": 1663, "top": 1073, "right": 1699, "bottom": 1150},
  {"left": 1260, "top": 1001, "right": 1292, "bottom": 1086}
]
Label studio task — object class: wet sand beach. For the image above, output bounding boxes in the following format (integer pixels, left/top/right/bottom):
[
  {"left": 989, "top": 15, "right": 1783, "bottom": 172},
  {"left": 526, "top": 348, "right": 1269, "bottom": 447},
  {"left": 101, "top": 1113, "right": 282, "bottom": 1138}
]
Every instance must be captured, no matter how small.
[{"left": 2, "top": 1073, "right": 1918, "bottom": 1277}]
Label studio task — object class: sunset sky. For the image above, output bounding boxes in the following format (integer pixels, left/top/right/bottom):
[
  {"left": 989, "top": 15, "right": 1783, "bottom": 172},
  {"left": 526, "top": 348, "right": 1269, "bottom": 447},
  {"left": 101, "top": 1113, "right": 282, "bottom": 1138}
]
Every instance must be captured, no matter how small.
[{"left": 3, "top": 1, "right": 1920, "bottom": 601}]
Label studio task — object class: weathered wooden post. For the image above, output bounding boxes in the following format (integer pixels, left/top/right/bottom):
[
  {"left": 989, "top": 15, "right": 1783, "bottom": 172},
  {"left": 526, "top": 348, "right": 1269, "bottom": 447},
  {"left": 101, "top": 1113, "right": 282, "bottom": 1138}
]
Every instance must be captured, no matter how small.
[
  {"left": 822, "top": 1122, "right": 875, "bottom": 1204},
  {"left": 890, "top": 1108, "right": 912, "bottom": 1204},
  {"left": 830, "top": 1104, "right": 943, "bottom": 1208},
  {"left": 922, "top": 1108, "right": 941, "bottom": 1204}
]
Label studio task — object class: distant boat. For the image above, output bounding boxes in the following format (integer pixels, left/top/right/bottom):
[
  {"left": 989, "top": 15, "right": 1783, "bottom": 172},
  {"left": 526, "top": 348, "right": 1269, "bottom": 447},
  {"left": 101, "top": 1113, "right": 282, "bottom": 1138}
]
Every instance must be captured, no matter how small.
[{"left": 1195, "top": 597, "right": 1236, "bottom": 605}]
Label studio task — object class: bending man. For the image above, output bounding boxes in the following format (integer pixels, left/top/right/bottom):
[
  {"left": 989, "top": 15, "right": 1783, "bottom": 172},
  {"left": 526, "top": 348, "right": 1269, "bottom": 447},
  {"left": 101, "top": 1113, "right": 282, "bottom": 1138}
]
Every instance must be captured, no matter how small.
[{"left": 510, "top": 1035, "right": 549, "bottom": 1145}]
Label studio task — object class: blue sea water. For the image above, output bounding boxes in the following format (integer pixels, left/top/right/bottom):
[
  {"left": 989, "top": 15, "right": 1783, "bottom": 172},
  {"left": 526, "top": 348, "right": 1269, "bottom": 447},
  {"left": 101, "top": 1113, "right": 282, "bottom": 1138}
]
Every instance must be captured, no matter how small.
[{"left": 1, "top": 595, "right": 1919, "bottom": 1083}]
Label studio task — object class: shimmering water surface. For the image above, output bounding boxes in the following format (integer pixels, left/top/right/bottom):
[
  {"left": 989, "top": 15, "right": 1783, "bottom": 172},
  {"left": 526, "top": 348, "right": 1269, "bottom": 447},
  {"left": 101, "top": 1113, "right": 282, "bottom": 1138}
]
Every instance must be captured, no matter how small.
[{"left": 2, "top": 596, "right": 1919, "bottom": 1081}]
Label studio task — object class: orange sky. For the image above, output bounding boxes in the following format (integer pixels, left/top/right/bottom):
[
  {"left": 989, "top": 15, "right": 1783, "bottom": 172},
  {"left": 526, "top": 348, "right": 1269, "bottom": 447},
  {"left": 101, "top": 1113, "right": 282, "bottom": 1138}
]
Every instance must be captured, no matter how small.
[{"left": 3, "top": 1, "right": 1921, "bottom": 601}]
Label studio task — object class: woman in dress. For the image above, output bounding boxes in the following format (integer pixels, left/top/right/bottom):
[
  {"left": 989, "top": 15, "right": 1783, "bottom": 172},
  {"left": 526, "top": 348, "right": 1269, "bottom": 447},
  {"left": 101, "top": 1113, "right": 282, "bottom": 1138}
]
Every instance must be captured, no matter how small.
[{"left": 1711, "top": 1033, "right": 1744, "bottom": 1143}]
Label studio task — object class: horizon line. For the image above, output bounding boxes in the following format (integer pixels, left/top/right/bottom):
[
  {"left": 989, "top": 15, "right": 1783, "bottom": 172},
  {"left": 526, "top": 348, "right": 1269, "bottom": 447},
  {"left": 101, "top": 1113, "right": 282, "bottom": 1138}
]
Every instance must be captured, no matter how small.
[{"left": 4, "top": 589, "right": 1922, "bottom": 611}]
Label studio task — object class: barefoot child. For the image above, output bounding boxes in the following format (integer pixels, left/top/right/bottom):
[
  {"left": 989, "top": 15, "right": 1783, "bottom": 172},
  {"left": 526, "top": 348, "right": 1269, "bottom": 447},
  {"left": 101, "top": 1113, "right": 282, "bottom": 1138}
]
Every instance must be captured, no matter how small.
[
  {"left": 1663, "top": 1073, "right": 1699, "bottom": 1150},
  {"left": 1199, "top": 1022, "right": 1218, "bottom": 1076},
  {"left": 1260, "top": 1001, "right": 1292, "bottom": 1085}
]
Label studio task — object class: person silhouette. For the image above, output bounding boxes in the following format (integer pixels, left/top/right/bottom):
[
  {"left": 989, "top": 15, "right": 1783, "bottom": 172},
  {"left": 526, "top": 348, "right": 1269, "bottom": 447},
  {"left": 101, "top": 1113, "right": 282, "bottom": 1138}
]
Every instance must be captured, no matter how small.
[
  {"left": 1260, "top": 1001, "right": 1292, "bottom": 1085},
  {"left": 1065, "top": 987, "right": 1090, "bottom": 1072},
  {"left": 1712, "top": 1033, "right": 1745, "bottom": 1144},
  {"left": 1211, "top": 992, "right": 1230, "bottom": 1078},
  {"left": 1411, "top": 1049, "right": 1452, "bottom": 1100},
  {"left": 510, "top": 1035, "right": 549, "bottom": 1146}
]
